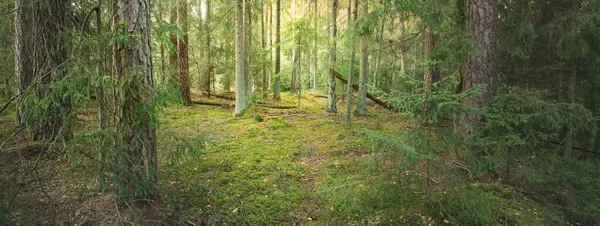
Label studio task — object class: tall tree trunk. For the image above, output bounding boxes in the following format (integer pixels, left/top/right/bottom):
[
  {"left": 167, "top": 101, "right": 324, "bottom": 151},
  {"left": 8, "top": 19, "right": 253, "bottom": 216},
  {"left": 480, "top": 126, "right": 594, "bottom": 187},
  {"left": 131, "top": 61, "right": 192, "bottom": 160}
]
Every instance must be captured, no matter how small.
[
  {"left": 205, "top": 0, "right": 212, "bottom": 97},
  {"left": 21, "top": 0, "right": 73, "bottom": 141},
  {"left": 113, "top": 0, "right": 157, "bottom": 201},
  {"left": 327, "top": 0, "right": 338, "bottom": 113},
  {"left": 197, "top": 0, "right": 205, "bottom": 92},
  {"left": 234, "top": 0, "right": 247, "bottom": 116},
  {"left": 459, "top": 0, "right": 498, "bottom": 135},
  {"left": 95, "top": 0, "right": 107, "bottom": 191},
  {"left": 273, "top": 0, "right": 281, "bottom": 100},
  {"left": 290, "top": 0, "right": 298, "bottom": 93},
  {"left": 398, "top": 15, "right": 405, "bottom": 75},
  {"left": 268, "top": 2, "right": 273, "bottom": 90},
  {"left": 356, "top": 0, "right": 368, "bottom": 117},
  {"left": 159, "top": 1, "right": 166, "bottom": 85},
  {"left": 169, "top": 2, "right": 178, "bottom": 79},
  {"left": 14, "top": 0, "right": 32, "bottom": 126},
  {"left": 245, "top": 0, "right": 253, "bottom": 99},
  {"left": 373, "top": 18, "right": 384, "bottom": 89},
  {"left": 422, "top": 26, "right": 439, "bottom": 117},
  {"left": 261, "top": 0, "right": 267, "bottom": 92},
  {"left": 178, "top": 0, "right": 192, "bottom": 106},
  {"left": 312, "top": 0, "right": 318, "bottom": 91},
  {"left": 345, "top": 0, "right": 358, "bottom": 126},
  {"left": 565, "top": 74, "right": 575, "bottom": 157}
]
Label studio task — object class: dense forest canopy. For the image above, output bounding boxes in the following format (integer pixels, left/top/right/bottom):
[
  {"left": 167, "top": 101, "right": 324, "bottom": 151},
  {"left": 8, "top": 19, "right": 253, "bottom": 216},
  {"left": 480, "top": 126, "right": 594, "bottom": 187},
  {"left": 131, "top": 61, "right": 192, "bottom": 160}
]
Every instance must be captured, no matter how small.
[{"left": 0, "top": 0, "right": 599, "bottom": 225}]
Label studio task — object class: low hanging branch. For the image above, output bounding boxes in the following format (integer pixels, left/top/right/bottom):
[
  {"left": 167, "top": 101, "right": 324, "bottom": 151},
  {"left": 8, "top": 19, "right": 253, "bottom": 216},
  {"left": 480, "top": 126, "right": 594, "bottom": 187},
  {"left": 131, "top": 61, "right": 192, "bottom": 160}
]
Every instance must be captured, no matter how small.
[{"left": 330, "top": 68, "right": 393, "bottom": 110}]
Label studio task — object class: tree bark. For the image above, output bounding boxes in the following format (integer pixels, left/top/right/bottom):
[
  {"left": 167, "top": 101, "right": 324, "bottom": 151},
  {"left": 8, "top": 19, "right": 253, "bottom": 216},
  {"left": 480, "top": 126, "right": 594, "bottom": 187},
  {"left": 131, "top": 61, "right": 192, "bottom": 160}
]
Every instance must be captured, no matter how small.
[
  {"left": 459, "top": 0, "right": 498, "bottom": 135},
  {"left": 373, "top": 18, "right": 384, "bottom": 89},
  {"left": 290, "top": 0, "right": 298, "bottom": 93},
  {"left": 20, "top": 0, "right": 73, "bottom": 141},
  {"left": 205, "top": 0, "right": 212, "bottom": 97},
  {"left": 422, "top": 26, "right": 440, "bottom": 118},
  {"left": 234, "top": 0, "right": 247, "bottom": 116},
  {"left": 356, "top": 0, "right": 368, "bottom": 117},
  {"left": 261, "top": 0, "right": 267, "bottom": 92},
  {"left": 178, "top": 0, "right": 192, "bottom": 106},
  {"left": 273, "top": 0, "right": 281, "bottom": 100},
  {"left": 158, "top": 1, "right": 166, "bottom": 85},
  {"left": 327, "top": 0, "right": 339, "bottom": 113},
  {"left": 14, "top": 0, "right": 31, "bottom": 126},
  {"left": 312, "top": 0, "right": 318, "bottom": 91},
  {"left": 169, "top": 2, "right": 178, "bottom": 79},
  {"left": 245, "top": 0, "right": 253, "bottom": 99},
  {"left": 345, "top": 0, "right": 358, "bottom": 126},
  {"left": 113, "top": 0, "right": 157, "bottom": 201},
  {"left": 565, "top": 74, "right": 575, "bottom": 157},
  {"left": 197, "top": 0, "right": 205, "bottom": 92},
  {"left": 268, "top": 2, "right": 273, "bottom": 90}
]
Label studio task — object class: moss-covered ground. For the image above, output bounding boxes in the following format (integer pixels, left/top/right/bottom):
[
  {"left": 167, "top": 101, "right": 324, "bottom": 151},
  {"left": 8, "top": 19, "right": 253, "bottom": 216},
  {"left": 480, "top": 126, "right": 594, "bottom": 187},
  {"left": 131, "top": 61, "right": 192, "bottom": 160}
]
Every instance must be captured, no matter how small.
[{"left": 0, "top": 92, "right": 584, "bottom": 225}]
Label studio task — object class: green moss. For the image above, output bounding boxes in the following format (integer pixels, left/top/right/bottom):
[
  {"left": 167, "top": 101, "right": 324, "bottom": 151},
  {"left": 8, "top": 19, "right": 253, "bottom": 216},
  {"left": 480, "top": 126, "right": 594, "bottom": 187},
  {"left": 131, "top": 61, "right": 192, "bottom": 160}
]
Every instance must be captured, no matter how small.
[{"left": 437, "top": 183, "right": 566, "bottom": 226}]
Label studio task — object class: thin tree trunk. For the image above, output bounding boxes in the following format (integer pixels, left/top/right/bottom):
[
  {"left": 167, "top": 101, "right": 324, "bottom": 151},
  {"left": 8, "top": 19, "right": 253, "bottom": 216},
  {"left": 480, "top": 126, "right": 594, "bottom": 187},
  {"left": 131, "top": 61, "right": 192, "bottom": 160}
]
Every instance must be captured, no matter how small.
[
  {"left": 205, "top": 0, "right": 212, "bottom": 97},
  {"left": 459, "top": 0, "right": 498, "bottom": 135},
  {"left": 290, "top": 0, "right": 298, "bottom": 93},
  {"left": 261, "top": 0, "right": 267, "bottom": 92},
  {"left": 197, "top": 0, "right": 205, "bottom": 92},
  {"left": 327, "top": 0, "right": 339, "bottom": 113},
  {"left": 373, "top": 18, "right": 384, "bottom": 89},
  {"left": 274, "top": 0, "right": 281, "bottom": 100},
  {"left": 312, "top": 0, "right": 318, "bottom": 91},
  {"left": 234, "top": 0, "right": 247, "bottom": 116},
  {"left": 159, "top": 1, "right": 166, "bottom": 85},
  {"left": 113, "top": 0, "right": 157, "bottom": 201},
  {"left": 291, "top": 41, "right": 300, "bottom": 93},
  {"left": 269, "top": 2, "right": 273, "bottom": 90},
  {"left": 245, "top": 0, "right": 253, "bottom": 99},
  {"left": 565, "top": 74, "right": 575, "bottom": 157},
  {"left": 422, "top": 26, "right": 434, "bottom": 117},
  {"left": 169, "top": 1, "right": 178, "bottom": 82},
  {"left": 297, "top": 52, "right": 302, "bottom": 113},
  {"left": 178, "top": 0, "right": 192, "bottom": 106},
  {"left": 14, "top": 0, "right": 31, "bottom": 126},
  {"left": 345, "top": 0, "right": 358, "bottom": 126},
  {"left": 398, "top": 15, "right": 405, "bottom": 75},
  {"left": 356, "top": 0, "right": 368, "bottom": 117},
  {"left": 95, "top": 0, "right": 107, "bottom": 191}
]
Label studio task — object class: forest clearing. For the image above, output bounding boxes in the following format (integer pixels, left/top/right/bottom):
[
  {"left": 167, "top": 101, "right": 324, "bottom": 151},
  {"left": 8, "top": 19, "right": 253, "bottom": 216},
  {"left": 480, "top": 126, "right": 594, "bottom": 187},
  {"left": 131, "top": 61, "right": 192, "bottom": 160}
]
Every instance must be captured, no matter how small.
[
  {"left": 1, "top": 92, "right": 585, "bottom": 225},
  {"left": 1, "top": 0, "right": 600, "bottom": 225}
]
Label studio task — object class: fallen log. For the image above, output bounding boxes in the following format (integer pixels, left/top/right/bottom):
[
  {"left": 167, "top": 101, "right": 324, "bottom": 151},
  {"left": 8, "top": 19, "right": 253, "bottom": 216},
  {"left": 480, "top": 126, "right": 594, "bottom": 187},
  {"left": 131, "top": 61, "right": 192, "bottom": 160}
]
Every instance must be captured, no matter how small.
[
  {"left": 201, "top": 92, "right": 235, "bottom": 100},
  {"left": 330, "top": 68, "right": 393, "bottom": 110},
  {"left": 257, "top": 104, "right": 296, "bottom": 109},
  {"left": 192, "top": 100, "right": 230, "bottom": 107}
]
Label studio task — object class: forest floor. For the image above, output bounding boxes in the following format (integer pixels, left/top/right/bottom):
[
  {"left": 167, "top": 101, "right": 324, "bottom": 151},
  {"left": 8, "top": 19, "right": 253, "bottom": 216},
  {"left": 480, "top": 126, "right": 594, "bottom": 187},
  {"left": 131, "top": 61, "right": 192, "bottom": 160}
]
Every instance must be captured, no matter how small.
[{"left": 0, "top": 91, "right": 587, "bottom": 225}]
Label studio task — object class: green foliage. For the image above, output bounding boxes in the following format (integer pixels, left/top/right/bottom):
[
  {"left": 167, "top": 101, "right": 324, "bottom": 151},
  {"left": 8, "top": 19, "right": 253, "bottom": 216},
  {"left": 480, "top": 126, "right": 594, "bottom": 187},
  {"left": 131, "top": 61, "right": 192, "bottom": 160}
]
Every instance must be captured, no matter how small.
[
  {"left": 516, "top": 150, "right": 600, "bottom": 225},
  {"left": 436, "top": 183, "right": 565, "bottom": 226},
  {"left": 0, "top": 202, "right": 17, "bottom": 226},
  {"left": 376, "top": 75, "right": 480, "bottom": 124},
  {"left": 467, "top": 87, "right": 594, "bottom": 175}
]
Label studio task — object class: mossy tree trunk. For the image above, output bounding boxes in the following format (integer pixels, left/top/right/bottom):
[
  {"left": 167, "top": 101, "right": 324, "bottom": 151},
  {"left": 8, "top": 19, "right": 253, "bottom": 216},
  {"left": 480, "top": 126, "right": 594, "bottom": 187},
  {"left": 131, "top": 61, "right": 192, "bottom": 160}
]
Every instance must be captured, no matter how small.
[
  {"left": 273, "top": 0, "right": 281, "bottom": 100},
  {"left": 234, "top": 0, "right": 247, "bottom": 116},
  {"left": 113, "top": 0, "right": 157, "bottom": 201},
  {"left": 459, "top": 0, "right": 498, "bottom": 136},
  {"left": 16, "top": 0, "right": 73, "bottom": 141},
  {"left": 327, "top": 0, "right": 338, "bottom": 113},
  {"left": 178, "top": 0, "right": 192, "bottom": 106},
  {"left": 356, "top": 0, "right": 368, "bottom": 117},
  {"left": 345, "top": 0, "right": 358, "bottom": 126}
]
